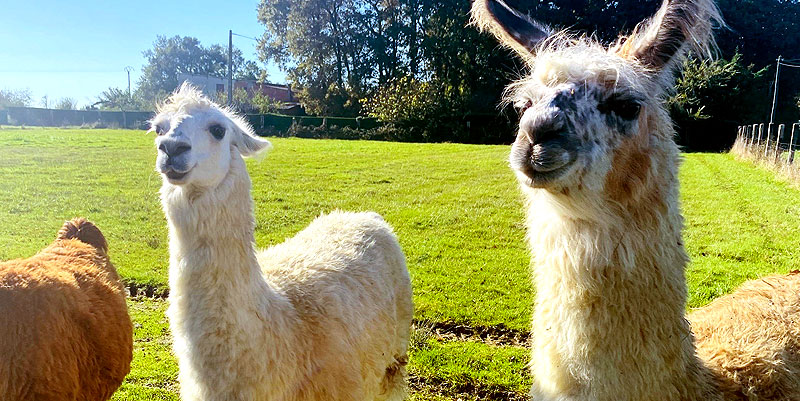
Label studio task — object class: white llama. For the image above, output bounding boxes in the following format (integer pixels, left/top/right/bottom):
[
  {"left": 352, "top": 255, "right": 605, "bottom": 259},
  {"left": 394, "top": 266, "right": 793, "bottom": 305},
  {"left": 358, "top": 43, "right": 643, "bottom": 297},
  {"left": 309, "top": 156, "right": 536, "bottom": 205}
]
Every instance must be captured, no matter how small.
[
  {"left": 151, "top": 83, "right": 413, "bottom": 401},
  {"left": 473, "top": 0, "right": 800, "bottom": 400}
]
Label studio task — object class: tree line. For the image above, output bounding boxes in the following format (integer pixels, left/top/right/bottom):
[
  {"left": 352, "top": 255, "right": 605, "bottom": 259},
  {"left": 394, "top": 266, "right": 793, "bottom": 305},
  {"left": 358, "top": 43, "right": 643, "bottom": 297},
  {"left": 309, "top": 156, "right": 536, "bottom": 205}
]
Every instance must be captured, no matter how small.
[
  {"left": 257, "top": 0, "right": 800, "bottom": 148},
  {"left": 3, "top": 0, "right": 799, "bottom": 148}
]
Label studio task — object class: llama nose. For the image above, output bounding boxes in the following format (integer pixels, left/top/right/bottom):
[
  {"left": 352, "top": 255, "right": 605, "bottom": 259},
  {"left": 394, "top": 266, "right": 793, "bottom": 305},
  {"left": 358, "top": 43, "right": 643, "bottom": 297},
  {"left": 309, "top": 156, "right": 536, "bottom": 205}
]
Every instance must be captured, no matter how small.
[
  {"left": 159, "top": 139, "right": 192, "bottom": 158},
  {"left": 521, "top": 108, "right": 566, "bottom": 145}
]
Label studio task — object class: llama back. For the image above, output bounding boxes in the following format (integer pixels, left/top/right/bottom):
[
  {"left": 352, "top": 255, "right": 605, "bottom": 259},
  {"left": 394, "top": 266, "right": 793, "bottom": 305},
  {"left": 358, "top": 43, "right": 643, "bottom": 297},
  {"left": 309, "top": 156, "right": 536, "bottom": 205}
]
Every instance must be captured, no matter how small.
[
  {"left": 690, "top": 272, "right": 800, "bottom": 400},
  {"left": 0, "top": 218, "right": 132, "bottom": 401},
  {"left": 258, "top": 210, "right": 409, "bottom": 291},
  {"left": 257, "top": 210, "right": 412, "bottom": 399}
]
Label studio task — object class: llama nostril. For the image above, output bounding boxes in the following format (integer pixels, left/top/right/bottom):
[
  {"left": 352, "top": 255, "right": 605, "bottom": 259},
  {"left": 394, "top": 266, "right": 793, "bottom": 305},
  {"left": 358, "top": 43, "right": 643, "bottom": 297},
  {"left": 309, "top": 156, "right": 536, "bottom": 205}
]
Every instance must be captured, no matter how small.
[
  {"left": 173, "top": 144, "right": 191, "bottom": 157},
  {"left": 531, "top": 128, "right": 563, "bottom": 146},
  {"left": 159, "top": 140, "right": 192, "bottom": 157}
]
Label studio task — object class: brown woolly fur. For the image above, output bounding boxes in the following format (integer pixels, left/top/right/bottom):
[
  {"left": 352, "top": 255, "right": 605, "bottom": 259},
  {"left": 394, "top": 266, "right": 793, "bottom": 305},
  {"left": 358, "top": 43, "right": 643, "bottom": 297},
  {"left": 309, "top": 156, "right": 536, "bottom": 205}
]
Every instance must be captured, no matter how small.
[
  {"left": 474, "top": 0, "right": 800, "bottom": 399},
  {"left": 0, "top": 218, "right": 132, "bottom": 401},
  {"left": 690, "top": 273, "right": 800, "bottom": 401},
  {"left": 57, "top": 217, "right": 109, "bottom": 252}
]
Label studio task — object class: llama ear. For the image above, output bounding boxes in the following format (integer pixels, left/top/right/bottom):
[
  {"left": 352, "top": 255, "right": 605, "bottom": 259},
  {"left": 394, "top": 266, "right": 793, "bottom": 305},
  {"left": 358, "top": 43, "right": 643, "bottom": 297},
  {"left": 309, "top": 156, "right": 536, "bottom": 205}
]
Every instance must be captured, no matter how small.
[
  {"left": 230, "top": 116, "right": 272, "bottom": 157},
  {"left": 614, "top": 0, "right": 722, "bottom": 73},
  {"left": 471, "top": 0, "right": 550, "bottom": 58},
  {"left": 239, "top": 133, "right": 272, "bottom": 157}
]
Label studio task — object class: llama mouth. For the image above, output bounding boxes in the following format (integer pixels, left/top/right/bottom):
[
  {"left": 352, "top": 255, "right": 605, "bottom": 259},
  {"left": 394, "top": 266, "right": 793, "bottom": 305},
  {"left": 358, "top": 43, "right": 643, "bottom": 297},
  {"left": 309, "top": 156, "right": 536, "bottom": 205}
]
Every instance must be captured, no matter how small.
[
  {"left": 163, "top": 169, "right": 190, "bottom": 183},
  {"left": 510, "top": 138, "right": 576, "bottom": 187}
]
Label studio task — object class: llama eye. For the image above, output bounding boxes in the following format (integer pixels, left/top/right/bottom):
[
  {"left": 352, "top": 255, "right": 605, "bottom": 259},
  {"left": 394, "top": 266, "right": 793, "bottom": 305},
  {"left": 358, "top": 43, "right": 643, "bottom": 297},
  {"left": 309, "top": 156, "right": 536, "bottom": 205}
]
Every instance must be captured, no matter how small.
[
  {"left": 600, "top": 98, "right": 641, "bottom": 121},
  {"left": 154, "top": 125, "right": 165, "bottom": 136},
  {"left": 209, "top": 124, "right": 226, "bottom": 140},
  {"left": 614, "top": 101, "right": 641, "bottom": 120}
]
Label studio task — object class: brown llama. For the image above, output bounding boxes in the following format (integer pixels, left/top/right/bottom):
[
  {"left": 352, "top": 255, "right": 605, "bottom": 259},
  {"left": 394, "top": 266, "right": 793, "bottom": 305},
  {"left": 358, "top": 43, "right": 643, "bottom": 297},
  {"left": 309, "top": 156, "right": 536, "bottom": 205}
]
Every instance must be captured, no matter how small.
[
  {"left": 472, "top": 0, "right": 800, "bottom": 399},
  {"left": 0, "top": 218, "right": 133, "bottom": 401}
]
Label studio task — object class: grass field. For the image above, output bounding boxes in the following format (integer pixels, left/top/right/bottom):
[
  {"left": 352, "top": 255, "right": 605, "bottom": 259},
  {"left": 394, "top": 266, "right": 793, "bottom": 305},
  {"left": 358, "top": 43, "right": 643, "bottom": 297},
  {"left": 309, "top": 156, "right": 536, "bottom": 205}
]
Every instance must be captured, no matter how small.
[{"left": 1, "top": 127, "right": 799, "bottom": 400}]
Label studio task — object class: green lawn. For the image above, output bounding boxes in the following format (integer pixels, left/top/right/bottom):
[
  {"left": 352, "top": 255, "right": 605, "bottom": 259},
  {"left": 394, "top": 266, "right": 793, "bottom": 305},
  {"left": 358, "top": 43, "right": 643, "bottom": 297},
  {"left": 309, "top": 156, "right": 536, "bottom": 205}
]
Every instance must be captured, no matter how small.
[{"left": 1, "top": 127, "right": 799, "bottom": 400}]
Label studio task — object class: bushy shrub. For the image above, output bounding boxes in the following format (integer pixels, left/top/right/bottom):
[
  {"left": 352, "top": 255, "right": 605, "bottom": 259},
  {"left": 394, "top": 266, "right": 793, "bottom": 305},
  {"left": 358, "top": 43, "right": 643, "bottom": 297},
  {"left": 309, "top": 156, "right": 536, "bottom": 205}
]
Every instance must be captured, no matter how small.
[
  {"left": 668, "top": 53, "right": 770, "bottom": 150},
  {"left": 360, "top": 76, "right": 438, "bottom": 122},
  {"left": 360, "top": 76, "right": 505, "bottom": 142}
]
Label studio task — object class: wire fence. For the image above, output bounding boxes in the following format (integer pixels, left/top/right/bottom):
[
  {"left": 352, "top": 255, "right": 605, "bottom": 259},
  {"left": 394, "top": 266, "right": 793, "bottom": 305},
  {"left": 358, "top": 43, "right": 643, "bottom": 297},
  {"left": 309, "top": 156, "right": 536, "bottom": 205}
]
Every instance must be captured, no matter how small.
[{"left": 732, "top": 123, "right": 800, "bottom": 183}]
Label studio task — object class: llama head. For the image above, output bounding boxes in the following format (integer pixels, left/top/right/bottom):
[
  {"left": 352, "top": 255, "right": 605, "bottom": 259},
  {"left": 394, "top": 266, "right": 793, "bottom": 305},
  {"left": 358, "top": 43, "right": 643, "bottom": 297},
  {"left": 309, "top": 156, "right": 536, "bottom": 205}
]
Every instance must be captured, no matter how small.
[
  {"left": 150, "top": 83, "right": 271, "bottom": 188},
  {"left": 472, "top": 0, "right": 721, "bottom": 198}
]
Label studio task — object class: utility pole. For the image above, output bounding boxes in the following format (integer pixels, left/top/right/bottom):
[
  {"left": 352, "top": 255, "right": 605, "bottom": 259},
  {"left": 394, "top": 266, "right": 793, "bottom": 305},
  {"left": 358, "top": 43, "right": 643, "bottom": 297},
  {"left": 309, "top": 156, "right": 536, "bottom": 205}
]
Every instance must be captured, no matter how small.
[
  {"left": 228, "top": 30, "right": 233, "bottom": 107},
  {"left": 769, "top": 55, "right": 782, "bottom": 126},
  {"left": 124, "top": 66, "right": 133, "bottom": 95}
]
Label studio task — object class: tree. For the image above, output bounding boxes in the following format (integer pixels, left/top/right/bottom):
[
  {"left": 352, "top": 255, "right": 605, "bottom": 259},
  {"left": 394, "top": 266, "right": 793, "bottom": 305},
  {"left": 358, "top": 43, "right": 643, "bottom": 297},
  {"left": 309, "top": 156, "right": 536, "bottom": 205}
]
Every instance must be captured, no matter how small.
[
  {"left": 216, "top": 88, "right": 285, "bottom": 114},
  {"left": 53, "top": 97, "right": 78, "bottom": 110},
  {"left": 668, "top": 53, "right": 770, "bottom": 150},
  {"left": 136, "top": 36, "right": 266, "bottom": 105},
  {"left": 257, "top": 0, "right": 519, "bottom": 119},
  {"left": 258, "top": 0, "right": 362, "bottom": 116},
  {"left": 0, "top": 88, "right": 32, "bottom": 108},
  {"left": 236, "top": 60, "right": 264, "bottom": 81},
  {"left": 94, "top": 87, "right": 145, "bottom": 111},
  {"left": 258, "top": 0, "right": 800, "bottom": 143}
]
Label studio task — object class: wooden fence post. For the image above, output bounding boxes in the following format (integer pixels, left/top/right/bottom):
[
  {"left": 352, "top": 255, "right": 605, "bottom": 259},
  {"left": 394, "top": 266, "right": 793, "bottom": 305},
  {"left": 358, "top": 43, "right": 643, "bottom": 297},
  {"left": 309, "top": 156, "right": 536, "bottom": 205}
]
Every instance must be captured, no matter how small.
[
  {"left": 765, "top": 123, "right": 773, "bottom": 157},
  {"left": 786, "top": 123, "right": 797, "bottom": 165},
  {"left": 758, "top": 123, "right": 765, "bottom": 149},
  {"left": 747, "top": 124, "right": 753, "bottom": 148},
  {"left": 745, "top": 124, "right": 750, "bottom": 148},
  {"left": 775, "top": 124, "right": 785, "bottom": 161}
]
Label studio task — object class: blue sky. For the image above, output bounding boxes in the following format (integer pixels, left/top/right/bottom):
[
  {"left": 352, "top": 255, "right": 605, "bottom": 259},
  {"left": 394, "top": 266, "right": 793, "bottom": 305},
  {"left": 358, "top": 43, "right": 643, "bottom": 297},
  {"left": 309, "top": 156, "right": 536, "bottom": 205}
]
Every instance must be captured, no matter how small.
[{"left": 0, "top": 0, "right": 285, "bottom": 108}]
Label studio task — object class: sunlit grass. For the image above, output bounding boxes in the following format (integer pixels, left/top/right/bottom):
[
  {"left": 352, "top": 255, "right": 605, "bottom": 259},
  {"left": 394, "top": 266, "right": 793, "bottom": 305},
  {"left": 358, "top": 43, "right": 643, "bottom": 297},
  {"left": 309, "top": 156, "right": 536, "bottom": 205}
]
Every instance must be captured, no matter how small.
[{"left": 3, "top": 128, "right": 800, "bottom": 399}]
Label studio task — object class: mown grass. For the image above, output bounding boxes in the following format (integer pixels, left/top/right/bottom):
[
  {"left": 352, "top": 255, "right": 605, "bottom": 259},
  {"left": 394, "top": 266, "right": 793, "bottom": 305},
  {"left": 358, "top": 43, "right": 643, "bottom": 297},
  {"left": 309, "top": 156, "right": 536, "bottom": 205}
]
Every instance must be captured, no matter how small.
[
  {"left": 0, "top": 128, "right": 531, "bottom": 331},
  {"left": 112, "top": 297, "right": 530, "bottom": 401},
  {"left": 114, "top": 299, "right": 178, "bottom": 401},
  {"left": 2, "top": 128, "right": 800, "bottom": 400},
  {"left": 681, "top": 152, "right": 800, "bottom": 307},
  {"left": 0, "top": 128, "right": 531, "bottom": 400}
]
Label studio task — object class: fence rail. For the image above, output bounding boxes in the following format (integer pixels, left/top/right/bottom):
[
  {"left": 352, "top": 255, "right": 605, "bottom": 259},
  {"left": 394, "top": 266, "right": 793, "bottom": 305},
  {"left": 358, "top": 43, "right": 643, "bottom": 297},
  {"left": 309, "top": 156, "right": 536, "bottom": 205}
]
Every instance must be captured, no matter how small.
[
  {"left": 5, "top": 107, "right": 153, "bottom": 129},
  {"left": 1, "top": 107, "right": 382, "bottom": 133}
]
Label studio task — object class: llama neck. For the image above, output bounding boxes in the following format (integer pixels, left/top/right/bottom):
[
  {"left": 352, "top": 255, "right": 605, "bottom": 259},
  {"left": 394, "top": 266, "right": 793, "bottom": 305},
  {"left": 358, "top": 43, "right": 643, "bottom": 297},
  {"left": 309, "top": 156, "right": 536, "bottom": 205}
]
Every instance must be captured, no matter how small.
[
  {"left": 525, "top": 145, "right": 719, "bottom": 400},
  {"left": 161, "top": 154, "right": 277, "bottom": 303}
]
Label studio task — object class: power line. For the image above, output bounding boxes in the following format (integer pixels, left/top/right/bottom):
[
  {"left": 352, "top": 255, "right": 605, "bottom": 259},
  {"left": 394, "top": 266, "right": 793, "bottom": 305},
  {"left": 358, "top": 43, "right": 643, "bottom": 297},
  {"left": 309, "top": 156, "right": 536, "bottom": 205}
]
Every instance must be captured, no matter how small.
[
  {"left": 231, "top": 33, "right": 260, "bottom": 42},
  {"left": 227, "top": 31, "right": 263, "bottom": 107},
  {"left": 778, "top": 61, "right": 800, "bottom": 68}
]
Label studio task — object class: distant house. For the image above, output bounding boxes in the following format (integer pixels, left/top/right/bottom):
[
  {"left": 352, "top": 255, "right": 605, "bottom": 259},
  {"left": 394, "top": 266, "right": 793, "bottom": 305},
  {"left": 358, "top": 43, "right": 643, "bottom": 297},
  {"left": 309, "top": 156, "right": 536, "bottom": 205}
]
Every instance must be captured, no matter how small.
[{"left": 176, "top": 73, "right": 302, "bottom": 114}]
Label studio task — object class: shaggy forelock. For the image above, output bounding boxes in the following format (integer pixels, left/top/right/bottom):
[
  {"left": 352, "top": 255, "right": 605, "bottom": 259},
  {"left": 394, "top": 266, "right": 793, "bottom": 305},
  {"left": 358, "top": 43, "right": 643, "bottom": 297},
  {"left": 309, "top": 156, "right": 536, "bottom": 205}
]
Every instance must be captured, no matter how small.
[
  {"left": 152, "top": 82, "right": 256, "bottom": 138},
  {"left": 157, "top": 82, "right": 216, "bottom": 115},
  {"left": 504, "top": 35, "right": 651, "bottom": 107}
]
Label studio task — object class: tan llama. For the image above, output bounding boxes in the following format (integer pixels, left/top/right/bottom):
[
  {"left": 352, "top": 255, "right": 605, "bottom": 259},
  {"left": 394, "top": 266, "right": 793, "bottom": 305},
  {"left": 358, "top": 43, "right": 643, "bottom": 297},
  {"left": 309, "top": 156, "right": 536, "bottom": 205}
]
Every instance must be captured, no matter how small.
[{"left": 472, "top": 0, "right": 800, "bottom": 399}]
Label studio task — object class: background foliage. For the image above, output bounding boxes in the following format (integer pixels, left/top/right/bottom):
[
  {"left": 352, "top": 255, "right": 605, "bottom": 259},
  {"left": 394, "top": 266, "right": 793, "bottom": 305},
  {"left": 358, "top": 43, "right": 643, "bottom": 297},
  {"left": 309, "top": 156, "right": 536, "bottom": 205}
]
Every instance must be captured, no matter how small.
[
  {"left": 7, "top": 0, "right": 800, "bottom": 148},
  {"left": 256, "top": 0, "right": 800, "bottom": 148}
]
